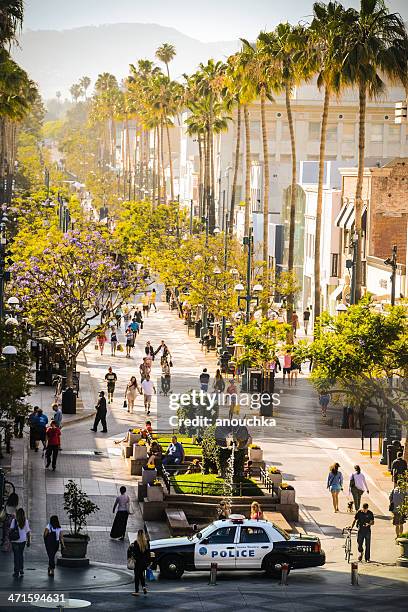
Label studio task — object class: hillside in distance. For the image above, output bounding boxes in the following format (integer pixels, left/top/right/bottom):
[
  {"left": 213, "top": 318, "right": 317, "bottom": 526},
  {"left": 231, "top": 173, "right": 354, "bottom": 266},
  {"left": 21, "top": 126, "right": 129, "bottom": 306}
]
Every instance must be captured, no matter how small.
[{"left": 14, "top": 22, "right": 239, "bottom": 99}]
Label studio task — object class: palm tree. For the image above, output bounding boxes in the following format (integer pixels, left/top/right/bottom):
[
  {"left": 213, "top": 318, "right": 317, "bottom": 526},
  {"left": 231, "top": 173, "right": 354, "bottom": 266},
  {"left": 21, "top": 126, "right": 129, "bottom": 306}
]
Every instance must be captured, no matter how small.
[
  {"left": 70, "top": 83, "right": 82, "bottom": 103},
  {"left": 80, "top": 76, "right": 91, "bottom": 99},
  {"left": 308, "top": 1, "right": 355, "bottom": 324},
  {"left": 56, "top": 90, "right": 61, "bottom": 103},
  {"left": 0, "top": 0, "right": 24, "bottom": 46},
  {"left": 155, "top": 43, "right": 176, "bottom": 78},
  {"left": 259, "top": 24, "right": 309, "bottom": 323},
  {"left": 342, "top": 0, "right": 408, "bottom": 302}
]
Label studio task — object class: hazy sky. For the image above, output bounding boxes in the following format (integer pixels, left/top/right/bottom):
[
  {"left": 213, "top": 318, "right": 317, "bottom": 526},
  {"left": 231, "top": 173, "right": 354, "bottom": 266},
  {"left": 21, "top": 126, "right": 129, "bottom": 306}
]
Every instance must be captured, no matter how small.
[{"left": 24, "top": 0, "right": 408, "bottom": 42}]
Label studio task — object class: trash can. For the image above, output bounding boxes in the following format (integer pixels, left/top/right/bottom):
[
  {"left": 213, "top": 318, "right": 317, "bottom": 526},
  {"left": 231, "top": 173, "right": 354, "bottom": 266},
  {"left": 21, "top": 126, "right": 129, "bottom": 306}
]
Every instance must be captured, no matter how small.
[
  {"left": 62, "top": 387, "right": 76, "bottom": 414},
  {"left": 195, "top": 320, "right": 202, "bottom": 338},
  {"left": 248, "top": 369, "right": 262, "bottom": 393}
]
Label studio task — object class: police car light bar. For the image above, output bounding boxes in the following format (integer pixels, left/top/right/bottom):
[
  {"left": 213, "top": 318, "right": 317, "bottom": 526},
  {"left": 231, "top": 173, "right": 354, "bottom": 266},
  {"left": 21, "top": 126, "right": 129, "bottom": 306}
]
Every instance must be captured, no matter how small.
[{"left": 230, "top": 514, "right": 245, "bottom": 523}]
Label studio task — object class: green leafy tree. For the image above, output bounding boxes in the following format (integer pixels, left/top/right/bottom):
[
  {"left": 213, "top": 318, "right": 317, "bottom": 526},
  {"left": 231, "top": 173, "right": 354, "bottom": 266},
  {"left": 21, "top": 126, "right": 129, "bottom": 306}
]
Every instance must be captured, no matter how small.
[{"left": 234, "top": 318, "right": 290, "bottom": 370}]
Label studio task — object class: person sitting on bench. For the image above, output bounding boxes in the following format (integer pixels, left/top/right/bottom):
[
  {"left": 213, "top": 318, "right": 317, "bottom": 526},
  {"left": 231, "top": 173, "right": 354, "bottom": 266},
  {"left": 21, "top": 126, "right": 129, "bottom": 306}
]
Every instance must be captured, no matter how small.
[{"left": 162, "top": 435, "right": 185, "bottom": 466}]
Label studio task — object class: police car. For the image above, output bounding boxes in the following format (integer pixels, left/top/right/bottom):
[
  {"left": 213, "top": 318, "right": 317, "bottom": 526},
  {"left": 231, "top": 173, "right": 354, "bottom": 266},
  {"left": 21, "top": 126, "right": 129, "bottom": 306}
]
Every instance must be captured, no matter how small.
[{"left": 150, "top": 515, "right": 325, "bottom": 579}]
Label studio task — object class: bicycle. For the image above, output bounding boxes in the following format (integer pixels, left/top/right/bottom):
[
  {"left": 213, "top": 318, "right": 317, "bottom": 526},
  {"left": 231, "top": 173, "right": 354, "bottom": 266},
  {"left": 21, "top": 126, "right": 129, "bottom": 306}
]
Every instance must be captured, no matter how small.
[{"left": 342, "top": 526, "right": 357, "bottom": 563}]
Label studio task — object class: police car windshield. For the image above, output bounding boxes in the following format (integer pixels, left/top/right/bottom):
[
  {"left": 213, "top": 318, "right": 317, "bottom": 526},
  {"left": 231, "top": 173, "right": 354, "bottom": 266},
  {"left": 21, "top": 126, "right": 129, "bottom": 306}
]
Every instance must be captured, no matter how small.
[
  {"left": 195, "top": 523, "right": 220, "bottom": 540},
  {"left": 273, "top": 523, "right": 290, "bottom": 541}
]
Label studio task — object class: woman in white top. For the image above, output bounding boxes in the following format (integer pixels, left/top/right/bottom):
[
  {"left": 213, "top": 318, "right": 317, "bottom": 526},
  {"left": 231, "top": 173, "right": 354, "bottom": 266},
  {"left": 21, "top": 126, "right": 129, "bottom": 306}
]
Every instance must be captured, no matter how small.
[
  {"left": 349, "top": 465, "right": 369, "bottom": 511},
  {"left": 10, "top": 508, "right": 31, "bottom": 577},
  {"left": 44, "top": 515, "right": 65, "bottom": 576},
  {"left": 125, "top": 376, "right": 141, "bottom": 414},
  {"left": 110, "top": 486, "right": 130, "bottom": 540}
]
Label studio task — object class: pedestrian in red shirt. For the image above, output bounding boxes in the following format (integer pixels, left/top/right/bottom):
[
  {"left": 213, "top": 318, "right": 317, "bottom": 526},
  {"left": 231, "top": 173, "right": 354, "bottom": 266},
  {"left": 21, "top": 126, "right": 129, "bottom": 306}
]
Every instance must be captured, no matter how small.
[{"left": 45, "top": 420, "right": 61, "bottom": 471}]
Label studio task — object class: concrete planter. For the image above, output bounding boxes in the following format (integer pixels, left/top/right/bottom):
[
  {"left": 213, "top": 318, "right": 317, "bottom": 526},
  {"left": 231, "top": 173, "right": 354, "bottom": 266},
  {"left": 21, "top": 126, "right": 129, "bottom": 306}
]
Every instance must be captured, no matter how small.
[
  {"left": 249, "top": 448, "right": 263, "bottom": 462},
  {"left": 122, "top": 445, "right": 133, "bottom": 459},
  {"left": 128, "top": 432, "right": 142, "bottom": 446},
  {"left": 147, "top": 484, "right": 164, "bottom": 501},
  {"left": 58, "top": 534, "right": 89, "bottom": 567},
  {"left": 396, "top": 538, "right": 408, "bottom": 567},
  {"left": 279, "top": 488, "right": 296, "bottom": 505},
  {"left": 142, "top": 467, "right": 157, "bottom": 485},
  {"left": 133, "top": 444, "right": 148, "bottom": 460},
  {"left": 269, "top": 472, "right": 283, "bottom": 487}
]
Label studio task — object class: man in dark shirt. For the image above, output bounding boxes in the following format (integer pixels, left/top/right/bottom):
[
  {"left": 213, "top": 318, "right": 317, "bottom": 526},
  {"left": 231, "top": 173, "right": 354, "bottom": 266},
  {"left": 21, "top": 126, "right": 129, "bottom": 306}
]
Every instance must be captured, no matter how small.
[
  {"left": 303, "top": 307, "right": 311, "bottom": 335},
  {"left": 391, "top": 451, "right": 407, "bottom": 485},
  {"left": 199, "top": 368, "right": 210, "bottom": 392},
  {"left": 105, "top": 367, "right": 118, "bottom": 404},
  {"left": 351, "top": 502, "right": 374, "bottom": 562},
  {"left": 91, "top": 391, "right": 108, "bottom": 433}
]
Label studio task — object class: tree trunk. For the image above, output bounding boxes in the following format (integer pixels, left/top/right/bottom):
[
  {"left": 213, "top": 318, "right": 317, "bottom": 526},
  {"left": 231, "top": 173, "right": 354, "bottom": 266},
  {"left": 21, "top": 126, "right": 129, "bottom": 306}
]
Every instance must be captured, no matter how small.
[
  {"left": 152, "top": 128, "right": 157, "bottom": 206},
  {"left": 205, "top": 126, "right": 211, "bottom": 228},
  {"left": 260, "top": 89, "right": 269, "bottom": 312},
  {"left": 354, "top": 82, "right": 366, "bottom": 303},
  {"left": 125, "top": 116, "right": 131, "bottom": 200},
  {"left": 166, "top": 123, "right": 175, "bottom": 201},
  {"left": 208, "top": 94, "right": 215, "bottom": 232},
  {"left": 244, "top": 104, "right": 251, "bottom": 236},
  {"left": 198, "top": 133, "right": 204, "bottom": 218},
  {"left": 229, "top": 104, "right": 241, "bottom": 237},
  {"left": 161, "top": 122, "right": 166, "bottom": 203},
  {"left": 157, "top": 124, "right": 161, "bottom": 206},
  {"left": 286, "top": 82, "right": 297, "bottom": 325},
  {"left": 314, "top": 86, "right": 330, "bottom": 331}
]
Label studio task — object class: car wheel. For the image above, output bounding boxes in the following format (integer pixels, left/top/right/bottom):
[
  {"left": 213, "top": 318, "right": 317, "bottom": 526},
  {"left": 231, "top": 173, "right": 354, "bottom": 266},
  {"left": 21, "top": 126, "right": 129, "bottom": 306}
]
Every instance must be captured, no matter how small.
[
  {"left": 263, "top": 554, "right": 291, "bottom": 579},
  {"left": 159, "top": 554, "right": 185, "bottom": 579}
]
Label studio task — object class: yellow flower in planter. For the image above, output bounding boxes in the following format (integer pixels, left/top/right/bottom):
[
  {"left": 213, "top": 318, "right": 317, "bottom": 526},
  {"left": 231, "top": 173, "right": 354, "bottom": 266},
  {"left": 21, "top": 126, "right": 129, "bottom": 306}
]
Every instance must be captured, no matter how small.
[
  {"left": 151, "top": 479, "right": 162, "bottom": 486},
  {"left": 131, "top": 428, "right": 141, "bottom": 434},
  {"left": 137, "top": 439, "right": 146, "bottom": 446},
  {"left": 249, "top": 444, "right": 260, "bottom": 450},
  {"left": 268, "top": 466, "right": 281, "bottom": 474},
  {"left": 280, "top": 481, "right": 294, "bottom": 490},
  {"left": 146, "top": 463, "right": 155, "bottom": 469}
]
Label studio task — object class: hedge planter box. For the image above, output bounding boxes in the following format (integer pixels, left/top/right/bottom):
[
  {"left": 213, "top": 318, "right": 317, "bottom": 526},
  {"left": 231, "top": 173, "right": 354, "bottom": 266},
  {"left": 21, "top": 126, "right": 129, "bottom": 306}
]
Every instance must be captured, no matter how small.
[
  {"left": 147, "top": 484, "right": 164, "bottom": 502},
  {"left": 396, "top": 538, "right": 408, "bottom": 567},
  {"left": 269, "top": 473, "right": 283, "bottom": 487},
  {"left": 133, "top": 444, "right": 148, "bottom": 460},
  {"left": 142, "top": 467, "right": 157, "bottom": 485},
  {"left": 127, "top": 432, "right": 142, "bottom": 446},
  {"left": 122, "top": 445, "right": 133, "bottom": 459},
  {"left": 279, "top": 488, "right": 296, "bottom": 505},
  {"left": 249, "top": 448, "right": 263, "bottom": 462}
]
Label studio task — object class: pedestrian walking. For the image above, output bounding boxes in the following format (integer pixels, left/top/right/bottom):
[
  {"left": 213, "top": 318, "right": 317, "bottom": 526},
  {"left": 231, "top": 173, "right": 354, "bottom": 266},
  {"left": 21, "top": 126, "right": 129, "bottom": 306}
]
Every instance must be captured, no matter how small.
[
  {"left": 149, "top": 288, "right": 157, "bottom": 312},
  {"left": 389, "top": 485, "right": 407, "bottom": 539},
  {"left": 105, "top": 366, "right": 117, "bottom": 403},
  {"left": 33, "top": 409, "right": 48, "bottom": 453},
  {"left": 292, "top": 312, "right": 299, "bottom": 338},
  {"left": 351, "top": 502, "right": 374, "bottom": 562},
  {"left": 9, "top": 508, "right": 31, "bottom": 577},
  {"left": 199, "top": 368, "right": 210, "bottom": 392},
  {"left": 319, "top": 393, "right": 330, "bottom": 417},
  {"left": 161, "top": 360, "right": 171, "bottom": 396},
  {"left": 14, "top": 410, "right": 25, "bottom": 438},
  {"left": 213, "top": 369, "right": 225, "bottom": 393},
  {"left": 139, "top": 357, "right": 151, "bottom": 382},
  {"left": 1, "top": 492, "right": 18, "bottom": 552},
  {"left": 45, "top": 420, "right": 61, "bottom": 471},
  {"left": 130, "top": 318, "right": 140, "bottom": 341},
  {"left": 125, "top": 376, "right": 141, "bottom": 414},
  {"left": 110, "top": 328, "right": 118, "bottom": 356},
  {"left": 391, "top": 451, "right": 407, "bottom": 485},
  {"left": 127, "top": 529, "right": 151, "bottom": 596},
  {"left": 52, "top": 403, "right": 63, "bottom": 429},
  {"left": 226, "top": 379, "right": 238, "bottom": 420},
  {"left": 135, "top": 308, "right": 143, "bottom": 330},
  {"left": 349, "top": 465, "right": 369, "bottom": 511},
  {"left": 142, "top": 292, "right": 150, "bottom": 318},
  {"left": 303, "top": 307, "right": 311, "bottom": 335},
  {"left": 91, "top": 391, "right": 108, "bottom": 433},
  {"left": 28, "top": 406, "right": 39, "bottom": 450},
  {"left": 115, "top": 306, "right": 122, "bottom": 328},
  {"left": 43, "top": 515, "right": 64, "bottom": 576},
  {"left": 97, "top": 331, "right": 107, "bottom": 355},
  {"left": 290, "top": 356, "right": 301, "bottom": 385},
  {"left": 141, "top": 375, "right": 156, "bottom": 416},
  {"left": 145, "top": 341, "right": 155, "bottom": 363},
  {"left": 110, "top": 486, "right": 130, "bottom": 541},
  {"left": 250, "top": 501, "right": 263, "bottom": 520},
  {"left": 154, "top": 340, "right": 170, "bottom": 364},
  {"left": 327, "top": 463, "right": 343, "bottom": 512},
  {"left": 125, "top": 327, "right": 134, "bottom": 358},
  {"left": 282, "top": 351, "right": 292, "bottom": 385}
]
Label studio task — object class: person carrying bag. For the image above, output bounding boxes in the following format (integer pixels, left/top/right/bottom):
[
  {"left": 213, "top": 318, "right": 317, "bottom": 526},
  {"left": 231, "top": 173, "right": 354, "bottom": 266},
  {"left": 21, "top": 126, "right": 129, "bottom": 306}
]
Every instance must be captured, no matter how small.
[{"left": 127, "top": 529, "right": 151, "bottom": 596}]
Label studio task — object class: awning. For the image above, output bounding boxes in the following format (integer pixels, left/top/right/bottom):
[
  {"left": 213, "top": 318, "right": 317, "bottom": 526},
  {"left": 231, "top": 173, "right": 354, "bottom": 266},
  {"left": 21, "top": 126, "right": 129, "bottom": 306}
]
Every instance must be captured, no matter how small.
[
  {"left": 330, "top": 284, "right": 344, "bottom": 301},
  {"left": 335, "top": 201, "right": 354, "bottom": 228}
]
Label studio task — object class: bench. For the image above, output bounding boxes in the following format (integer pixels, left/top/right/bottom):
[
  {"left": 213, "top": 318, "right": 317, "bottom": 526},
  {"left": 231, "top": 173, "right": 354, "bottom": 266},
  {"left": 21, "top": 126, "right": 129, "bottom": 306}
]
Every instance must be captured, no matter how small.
[
  {"left": 165, "top": 508, "right": 192, "bottom": 536},
  {"left": 263, "top": 511, "right": 294, "bottom": 534}
]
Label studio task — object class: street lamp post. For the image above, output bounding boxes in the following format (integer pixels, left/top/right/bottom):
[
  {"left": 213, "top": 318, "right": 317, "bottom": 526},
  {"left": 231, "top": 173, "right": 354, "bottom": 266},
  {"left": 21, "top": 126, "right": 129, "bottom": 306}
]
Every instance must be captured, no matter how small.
[
  {"left": 346, "top": 231, "right": 358, "bottom": 305},
  {"left": 221, "top": 214, "right": 229, "bottom": 351},
  {"left": 384, "top": 245, "right": 398, "bottom": 306}
]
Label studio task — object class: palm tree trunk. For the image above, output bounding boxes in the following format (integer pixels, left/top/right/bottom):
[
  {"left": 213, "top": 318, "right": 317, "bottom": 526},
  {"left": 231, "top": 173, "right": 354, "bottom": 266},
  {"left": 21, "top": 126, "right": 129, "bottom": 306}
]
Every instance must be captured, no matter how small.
[
  {"left": 229, "top": 104, "right": 241, "bottom": 237},
  {"left": 244, "top": 104, "right": 251, "bottom": 236},
  {"left": 354, "top": 82, "right": 366, "bottom": 303},
  {"left": 152, "top": 127, "right": 157, "bottom": 206},
  {"left": 166, "top": 123, "right": 175, "bottom": 201},
  {"left": 125, "top": 116, "right": 131, "bottom": 200},
  {"left": 157, "top": 124, "right": 161, "bottom": 206},
  {"left": 208, "top": 96, "right": 215, "bottom": 232},
  {"left": 314, "top": 86, "right": 330, "bottom": 328},
  {"left": 286, "top": 82, "right": 297, "bottom": 325},
  {"left": 205, "top": 126, "right": 211, "bottom": 228},
  {"left": 161, "top": 122, "right": 166, "bottom": 203},
  {"left": 260, "top": 89, "right": 269, "bottom": 311},
  {"left": 198, "top": 133, "right": 204, "bottom": 218}
]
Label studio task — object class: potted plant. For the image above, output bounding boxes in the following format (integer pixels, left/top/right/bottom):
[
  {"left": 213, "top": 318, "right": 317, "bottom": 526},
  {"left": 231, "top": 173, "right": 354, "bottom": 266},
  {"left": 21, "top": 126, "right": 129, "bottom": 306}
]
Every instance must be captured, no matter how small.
[
  {"left": 147, "top": 479, "right": 164, "bottom": 501},
  {"left": 279, "top": 482, "right": 295, "bottom": 505},
  {"left": 60, "top": 480, "right": 99, "bottom": 565},
  {"left": 133, "top": 439, "right": 148, "bottom": 460},
  {"left": 267, "top": 466, "right": 283, "bottom": 486},
  {"left": 396, "top": 532, "right": 408, "bottom": 567},
  {"left": 249, "top": 444, "right": 263, "bottom": 462}
]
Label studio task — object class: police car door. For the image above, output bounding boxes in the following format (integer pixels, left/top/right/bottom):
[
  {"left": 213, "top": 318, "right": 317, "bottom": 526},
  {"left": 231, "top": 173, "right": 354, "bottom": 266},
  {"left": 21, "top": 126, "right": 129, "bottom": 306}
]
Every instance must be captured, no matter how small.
[
  {"left": 195, "top": 526, "right": 237, "bottom": 569},
  {"left": 236, "top": 525, "right": 273, "bottom": 568}
]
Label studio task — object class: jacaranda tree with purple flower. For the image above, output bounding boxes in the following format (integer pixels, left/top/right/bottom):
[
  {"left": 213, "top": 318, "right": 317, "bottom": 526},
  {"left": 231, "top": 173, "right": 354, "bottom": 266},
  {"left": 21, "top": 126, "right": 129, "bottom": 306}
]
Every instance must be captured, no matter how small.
[{"left": 12, "top": 229, "right": 142, "bottom": 385}]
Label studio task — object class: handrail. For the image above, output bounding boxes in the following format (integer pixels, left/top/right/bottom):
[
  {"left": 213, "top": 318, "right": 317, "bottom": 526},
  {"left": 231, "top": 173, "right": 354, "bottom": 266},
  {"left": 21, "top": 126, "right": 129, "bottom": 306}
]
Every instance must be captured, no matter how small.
[
  {"left": 369, "top": 429, "right": 384, "bottom": 459},
  {"left": 259, "top": 468, "right": 276, "bottom": 496},
  {"left": 361, "top": 422, "right": 381, "bottom": 450},
  {"left": 168, "top": 478, "right": 260, "bottom": 497}
]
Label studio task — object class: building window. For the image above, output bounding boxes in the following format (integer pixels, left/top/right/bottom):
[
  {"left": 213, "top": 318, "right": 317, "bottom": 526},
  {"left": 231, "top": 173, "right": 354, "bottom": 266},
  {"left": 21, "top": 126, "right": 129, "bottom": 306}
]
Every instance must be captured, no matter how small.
[
  {"left": 370, "top": 124, "right": 383, "bottom": 142},
  {"left": 331, "top": 253, "right": 339, "bottom": 277},
  {"left": 281, "top": 122, "right": 291, "bottom": 141},
  {"left": 308, "top": 122, "right": 320, "bottom": 141},
  {"left": 326, "top": 124, "right": 337, "bottom": 143},
  {"left": 388, "top": 124, "right": 401, "bottom": 143},
  {"left": 343, "top": 124, "right": 355, "bottom": 143}
]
